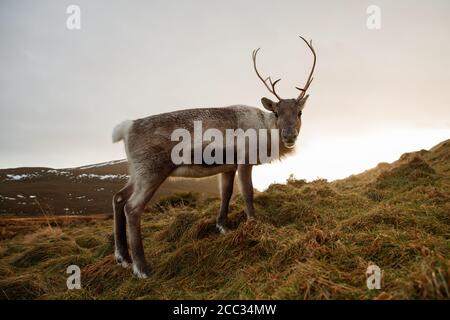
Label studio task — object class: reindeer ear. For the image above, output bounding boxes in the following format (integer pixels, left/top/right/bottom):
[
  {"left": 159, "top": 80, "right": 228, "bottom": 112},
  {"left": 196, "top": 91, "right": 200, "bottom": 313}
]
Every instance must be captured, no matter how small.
[
  {"left": 297, "top": 94, "right": 309, "bottom": 110},
  {"left": 261, "top": 97, "right": 276, "bottom": 112}
]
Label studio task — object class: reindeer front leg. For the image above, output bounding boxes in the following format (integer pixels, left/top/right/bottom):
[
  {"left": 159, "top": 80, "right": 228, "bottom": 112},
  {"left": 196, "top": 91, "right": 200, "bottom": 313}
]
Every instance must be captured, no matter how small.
[
  {"left": 216, "top": 170, "right": 236, "bottom": 234},
  {"left": 237, "top": 164, "right": 256, "bottom": 220}
]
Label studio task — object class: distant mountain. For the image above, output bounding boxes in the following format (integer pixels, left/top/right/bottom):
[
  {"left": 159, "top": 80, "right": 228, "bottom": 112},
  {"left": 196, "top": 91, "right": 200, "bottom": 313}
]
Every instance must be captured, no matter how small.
[{"left": 0, "top": 160, "right": 221, "bottom": 215}]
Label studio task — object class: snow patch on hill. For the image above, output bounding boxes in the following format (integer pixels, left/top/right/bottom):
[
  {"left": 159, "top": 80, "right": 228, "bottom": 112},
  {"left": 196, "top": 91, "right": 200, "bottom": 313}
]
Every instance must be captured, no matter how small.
[
  {"left": 76, "top": 173, "right": 129, "bottom": 180},
  {"left": 6, "top": 174, "right": 40, "bottom": 181}
]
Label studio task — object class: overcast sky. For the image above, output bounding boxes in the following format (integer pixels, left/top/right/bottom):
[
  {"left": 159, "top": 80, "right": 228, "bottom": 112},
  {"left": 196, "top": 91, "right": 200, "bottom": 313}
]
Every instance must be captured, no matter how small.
[{"left": 1, "top": 0, "right": 449, "bottom": 189}]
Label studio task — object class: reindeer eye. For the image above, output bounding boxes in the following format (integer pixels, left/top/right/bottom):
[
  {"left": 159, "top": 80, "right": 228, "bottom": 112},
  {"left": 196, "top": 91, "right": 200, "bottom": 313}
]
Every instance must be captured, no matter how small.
[
  {"left": 274, "top": 112, "right": 279, "bottom": 118},
  {"left": 298, "top": 110, "right": 302, "bottom": 117}
]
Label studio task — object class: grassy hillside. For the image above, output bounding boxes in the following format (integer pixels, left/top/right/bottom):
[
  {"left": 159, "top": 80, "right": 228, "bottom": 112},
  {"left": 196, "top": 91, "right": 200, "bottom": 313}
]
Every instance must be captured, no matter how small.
[{"left": 0, "top": 140, "right": 449, "bottom": 299}]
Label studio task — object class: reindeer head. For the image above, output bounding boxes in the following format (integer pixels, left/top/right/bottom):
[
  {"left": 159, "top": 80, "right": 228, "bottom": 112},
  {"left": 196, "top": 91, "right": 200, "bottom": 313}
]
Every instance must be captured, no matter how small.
[{"left": 252, "top": 36, "right": 316, "bottom": 149}]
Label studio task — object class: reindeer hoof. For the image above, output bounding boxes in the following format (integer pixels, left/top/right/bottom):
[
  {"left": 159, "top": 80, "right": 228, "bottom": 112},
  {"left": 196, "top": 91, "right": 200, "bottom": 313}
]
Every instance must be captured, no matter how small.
[
  {"left": 115, "top": 251, "right": 132, "bottom": 269},
  {"left": 216, "top": 223, "right": 230, "bottom": 235},
  {"left": 132, "top": 264, "right": 151, "bottom": 279},
  {"left": 246, "top": 216, "right": 257, "bottom": 224}
]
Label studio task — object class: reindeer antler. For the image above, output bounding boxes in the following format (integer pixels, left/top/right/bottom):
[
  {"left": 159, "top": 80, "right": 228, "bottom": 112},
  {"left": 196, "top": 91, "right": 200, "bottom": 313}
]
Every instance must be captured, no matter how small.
[
  {"left": 295, "top": 36, "right": 316, "bottom": 102},
  {"left": 252, "top": 36, "right": 316, "bottom": 101},
  {"left": 252, "top": 48, "right": 283, "bottom": 100}
]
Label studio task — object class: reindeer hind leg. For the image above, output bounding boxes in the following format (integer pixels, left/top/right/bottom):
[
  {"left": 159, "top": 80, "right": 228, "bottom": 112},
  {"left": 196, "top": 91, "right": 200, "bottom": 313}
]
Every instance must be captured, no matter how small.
[
  {"left": 113, "top": 183, "right": 133, "bottom": 268},
  {"left": 125, "top": 167, "right": 172, "bottom": 279}
]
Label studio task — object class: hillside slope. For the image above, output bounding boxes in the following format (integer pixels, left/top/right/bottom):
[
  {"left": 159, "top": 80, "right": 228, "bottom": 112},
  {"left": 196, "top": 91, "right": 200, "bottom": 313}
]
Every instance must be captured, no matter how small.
[
  {"left": 0, "top": 139, "right": 448, "bottom": 300},
  {"left": 0, "top": 160, "right": 222, "bottom": 215}
]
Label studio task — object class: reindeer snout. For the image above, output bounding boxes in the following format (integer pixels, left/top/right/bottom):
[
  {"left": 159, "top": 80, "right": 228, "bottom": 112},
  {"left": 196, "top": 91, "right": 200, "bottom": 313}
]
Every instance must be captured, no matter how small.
[{"left": 281, "top": 128, "right": 298, "bottom": 142}]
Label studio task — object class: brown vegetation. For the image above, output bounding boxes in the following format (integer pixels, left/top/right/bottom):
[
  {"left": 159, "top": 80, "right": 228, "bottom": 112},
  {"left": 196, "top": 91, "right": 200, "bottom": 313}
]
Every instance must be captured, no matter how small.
[{"left": 0, "top": 140, "right": 449, "bottom": 299}]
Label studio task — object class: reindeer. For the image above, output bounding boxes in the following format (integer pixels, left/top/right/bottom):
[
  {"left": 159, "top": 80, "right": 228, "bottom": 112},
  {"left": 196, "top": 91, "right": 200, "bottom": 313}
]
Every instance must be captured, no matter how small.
[{"left": 112, "top": 36, "right": 316, "bottom": 278}]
